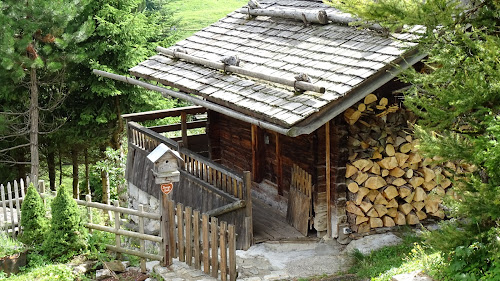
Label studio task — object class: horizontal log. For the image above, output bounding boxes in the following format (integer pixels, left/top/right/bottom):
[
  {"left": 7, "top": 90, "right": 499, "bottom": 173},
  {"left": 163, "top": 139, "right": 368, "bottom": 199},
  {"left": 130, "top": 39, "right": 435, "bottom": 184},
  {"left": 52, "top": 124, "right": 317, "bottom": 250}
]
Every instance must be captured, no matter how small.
[
  {"left": 148, "top": 120, "right": 207, "bottom": 133},
  {"left": 156, "top": 46, "right": 325, "bottom": 94},
  {"left": 76, "top": 199, "right": 161, "bottom": 220},
  {"left": 86, "top": 223, "right": 163, "bottom": 243},
  {"left": 106, "top": 245, "right": 163, "bottom": 261},
  {"left": 206, "top": 200, "right": 246, "bottom": 217},
  {"left": 239, "top": 8, "right": 328, "bottom": 24},
  {"left": 122, "top": 106, "right": 206, "bottom": 122}
]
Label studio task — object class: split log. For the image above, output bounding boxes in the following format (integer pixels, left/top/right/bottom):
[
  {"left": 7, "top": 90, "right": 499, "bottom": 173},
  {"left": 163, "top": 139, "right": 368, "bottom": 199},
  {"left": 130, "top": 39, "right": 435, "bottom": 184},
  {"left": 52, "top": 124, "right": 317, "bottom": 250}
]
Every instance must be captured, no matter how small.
[
  {"left": 387, "top": 208, "right": 398, "bottom": 218},
  {"left": 422, "top": 180, "right": 437, "bottom": 191},
  {"left": 416, "top": 210, "right": 427, "bottom": 220},
  {"left": 394, "top": 212, "right": 406, "bottom": 225},
  {"left": 409, "top": 177, "right": 424, "bottom": 188},
  {"left": 239, "top": 7, "right": 329, "bottom": 24},
  {"left": 431, "top": 209, "right": 445, "bottom": 219},
  {"left": 386, "top": 198, "right": 398, "bottom": 208},
  {"left": 408, "top": 153, "right": 422, "bottom": 164},
  {"left": 389, "top": 167, "right": 405, "bottom": 178},
  {"left": 382, "top": 185, "right": 398, "bottom": 200},
  {"left": 395, "top": 153, "right": 409, "bottom": 166},
  {"left": 404, "top": 191, "right": 415, "bottom": 203},
  {"left": 421, "top": 167, "right": 436, "bottom": 182},
  {"left": 400, "top": 143, "right": 412, "bottom": 153},
  {"left": 392, "top": 178, "right": 407, "bottom": 187},
  {"left": 382, "top": 216, "right": 395, "bottom": 227},
  {"left": 364, "top": 176, "right": 387, "bottom": 190},
  {"left": 374, "top": 204, "right": 388, "bottom": 217},
  {"left": 347, "top": 181, "right": 360, "bottom": 193},
  {"left": 354, "top": 172, "right": 369, "bottom": 185},
  {"left": 374, "top": 193, "right": 389, "bottom": 205},
  {"left": 366, "top": 190, "right": 379, "bottom": 202},
  {"left": 381, "top": 169, "right": 390, "bottom": 177},
  {"left": 414, "top": 187, "right": 427, "bottom": 202},
  {"left": 385, "top": 144, "right": 395, "bottom": 156},
  {"left": 370, "top": 163, "right": 381, "bottom": 175},
  {"left": 345, "top": 164, "right": 358, "bottom": 178},
  {"left": 398, "top": 186, "right": 412, "bottom": 198},
  {"left": 398, "top": 203, "right": 413, "bottom": 215},
  {"left": 358, "top": 222, "right": 371, "bottom": 233},
  {"left": 367, "top": 208, "right": 379, "bottom": 217},
  {"left": 353, "top": 159, "right": 372, "bottom": 171},
  {"left": 405, "top": 169, "right": 414, "bottom": 178},
  {"left": 356, "top": 215, "right": 369, "bottom": 225},
  {"left": 406, "top": 212, "right": 420, "bottom": 225},
  {"left": 364, "top": 94, "right": 377, "bottom": 104},
  {"left": 394, "top": 136, "right": 406, "bottom": 147},
  {"left": 370, "top": 217, "right": 384, "bottom": 228},
  {"left": 359, "top": 201, "right": 373, "bottom": 213},
  {"left": 355, "top": 187, "right": 370, "bottom": 205},
  {"left": 378, "top": 157, "right": 398, "bottom": 170},
  {"left": 346, "top": 201, "right": 364, "bottom": 216},
  {"left": 412, "top": 201, "right": 425, "bottom": 212}
]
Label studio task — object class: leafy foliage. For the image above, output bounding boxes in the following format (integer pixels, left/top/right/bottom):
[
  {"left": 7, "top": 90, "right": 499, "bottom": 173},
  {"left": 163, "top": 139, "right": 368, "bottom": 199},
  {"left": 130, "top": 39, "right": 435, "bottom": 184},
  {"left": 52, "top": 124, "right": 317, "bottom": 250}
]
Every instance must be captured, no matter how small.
[
  {"left": 42, "top": 186, "right": 87, "bottom": 261},
  {"left": 327, "top": 0, "right": 500, "bottom": 279},
  {"left": 0, "top": 232, "right": 26, "bottom": 257},
  {"left": 19, "top": 183, "right": 48, "bottom": 246}
]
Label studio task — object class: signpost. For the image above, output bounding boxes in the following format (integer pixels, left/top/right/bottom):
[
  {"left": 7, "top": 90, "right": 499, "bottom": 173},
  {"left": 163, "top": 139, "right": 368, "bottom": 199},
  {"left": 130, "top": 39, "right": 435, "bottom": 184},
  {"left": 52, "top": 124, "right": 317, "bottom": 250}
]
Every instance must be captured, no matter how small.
[{"left": 161, "top": 182, "right": 173, "bottom": 195}]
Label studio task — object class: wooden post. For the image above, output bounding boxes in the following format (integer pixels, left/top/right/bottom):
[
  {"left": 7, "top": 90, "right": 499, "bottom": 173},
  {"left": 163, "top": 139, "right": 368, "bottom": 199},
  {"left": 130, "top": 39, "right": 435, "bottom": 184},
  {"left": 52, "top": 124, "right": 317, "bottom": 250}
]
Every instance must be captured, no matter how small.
[
  {"left": 243, "top": 171, "right": 253, "bottom": 249},
  {"left": 14, "top": 180, "right": 21, "bottom": 235},
  {"left": 185, "top": 207, "right": 193, "bottom": 266},
  {"left": 275, "top": 133, "right": 283, "bottom": 195},
  {"left": 139, "top": 204, "right": 146, "bottom": 273},
  {"left": 228, "top": 224, "right": 236, "bottom": 281},
  {"left": 181, "top": 111, "right": 188, "bottom": 148},
  {"left": 193, "top": 210, "right": 201, "bottom": 269},
  {"left": 202, "top": 213, "right": 210, "bottom": 274},
  {"left": 177, "top": 203, "right": 185, "bottom": 262},
  {"left": 210, "top": 217, "right": 218, "bottom": 278},
  {"left": 7, "top": 183, "right": 15, "bottom": 238},
  {"left": 161, "top": 192, "right": 172, "bottom": 266},
  {"left": 113, "top": 200, "right": 121, "bottom": 259},
  {"left": 86, "top": 194, "right": 93, "bottom": 233},
  {"left": 325, "top": 121, "right": 332, "bottom": 237},
  {"left": 251, "top": 124, "right": 264, "bottom": 182},
  {"left": 220, "top": 221, "right": 228, "bottom": 281}
]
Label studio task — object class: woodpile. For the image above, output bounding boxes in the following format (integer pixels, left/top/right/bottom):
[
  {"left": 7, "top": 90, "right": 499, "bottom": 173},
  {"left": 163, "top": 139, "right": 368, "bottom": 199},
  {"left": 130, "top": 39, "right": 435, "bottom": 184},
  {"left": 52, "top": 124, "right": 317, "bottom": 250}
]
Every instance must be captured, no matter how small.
[{"left": 343, "top": 94, "right": 455, "bottom": 233}]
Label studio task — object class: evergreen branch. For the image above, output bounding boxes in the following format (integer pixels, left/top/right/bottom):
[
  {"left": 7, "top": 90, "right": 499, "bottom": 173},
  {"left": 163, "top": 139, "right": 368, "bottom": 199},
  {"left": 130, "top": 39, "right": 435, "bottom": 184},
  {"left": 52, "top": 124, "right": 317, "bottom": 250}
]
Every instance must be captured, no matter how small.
[{"left": 0, "top": 143, "right": 30, "bottom": 153}]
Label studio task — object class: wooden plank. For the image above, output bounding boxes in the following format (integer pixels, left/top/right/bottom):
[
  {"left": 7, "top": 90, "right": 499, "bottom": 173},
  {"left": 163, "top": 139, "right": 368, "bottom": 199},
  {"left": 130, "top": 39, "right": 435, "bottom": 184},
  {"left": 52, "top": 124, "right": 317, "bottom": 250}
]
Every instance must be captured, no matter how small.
[
  {"left": 14, "top": 180, "right": 21, "bottom": 235},
  {"left": 148, "top": 120, "right": 207, "bottom": 134},
  {"left": 177, "top": 203, "right": 185, "bottom": 261},
  {"left": 193, "top": 210, "right": 201, "bottom": 270},
  {"left": 122, "top": 105, "right": 206, "bottom": 122},
  {"left": 210, "top": 217, "right": 219, "bottom": 278},
  {"left": 7, "top": 183, "right": 15, "bottom": 238},
  {"left": 185, "top": 207, "right": 193, "bottom": 266},
  {"left": 168, "top": 200, "right": 176, "bottom": 259},
  {"left": 202, "top": 213, "right": 210, "bottom": 274},
  {"left": 228, "top": 224, "right": 236, "bottom": 281},
  {"left": 106, "top": 245, "right": 163, "bottom": 261},
  {"left": 325, "top": 121, "right": 331, "bottom": 237},
  {"left": 181, "top": 111, "right": 188, "bottom": 148},
  {"left": 220, "top": 221, "right": 228, "bottom": 281},
  {"left": 251, "top": 124, "right": 264, "bottom": 182},
  {"left": 1, "top": 184, "right": 7, "bottom": 235}
]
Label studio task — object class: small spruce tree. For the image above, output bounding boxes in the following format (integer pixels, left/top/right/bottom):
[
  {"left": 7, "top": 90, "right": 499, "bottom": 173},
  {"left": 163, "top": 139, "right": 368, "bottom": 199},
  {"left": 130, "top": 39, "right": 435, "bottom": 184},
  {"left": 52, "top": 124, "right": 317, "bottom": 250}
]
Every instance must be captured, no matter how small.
[
  {"left": 43, "top": 186, "right": 87, "bottom": 261},
  {"left": 20, "top": 183, "right": 48, "bottom": 245}
]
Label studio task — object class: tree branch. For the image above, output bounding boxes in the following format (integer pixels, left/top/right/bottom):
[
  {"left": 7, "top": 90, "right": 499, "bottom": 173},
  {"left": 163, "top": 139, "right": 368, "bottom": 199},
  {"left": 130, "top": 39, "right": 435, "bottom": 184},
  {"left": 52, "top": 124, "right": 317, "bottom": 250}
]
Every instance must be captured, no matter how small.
[{"left": 0, "top": 143, "right": 30, "bottom": 153}]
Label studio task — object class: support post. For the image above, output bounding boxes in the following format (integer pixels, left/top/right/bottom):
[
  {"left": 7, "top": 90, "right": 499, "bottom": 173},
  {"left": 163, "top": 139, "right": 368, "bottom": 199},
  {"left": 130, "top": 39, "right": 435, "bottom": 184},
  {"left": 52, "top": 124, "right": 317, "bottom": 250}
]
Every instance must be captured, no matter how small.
[
  {"left": 275, "top": 133, "right": 283, "bottom": 195},
  {"left": 161, "top": 192, "right": 172, "bottom": 266},
  {"left": 243, "top": 171, "right": 253, "bottom": 249},
  {"left": 181, "top": 111, "right": 188, "bottom": 148},
  {"left": 113, "top": 200, "right": 121, "bottom": 260},
  {"left": 251, "top": 125, "right": 264, "bottom": 182},
  {"left": 325, "top": 121, "right": 332, "bottom": 237}
]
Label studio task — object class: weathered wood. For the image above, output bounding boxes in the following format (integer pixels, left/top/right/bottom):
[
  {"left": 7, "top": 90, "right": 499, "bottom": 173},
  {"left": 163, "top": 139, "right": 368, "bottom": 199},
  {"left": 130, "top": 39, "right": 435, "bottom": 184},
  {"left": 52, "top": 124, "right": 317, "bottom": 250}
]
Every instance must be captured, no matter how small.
[
  {"left": 211, "top": 217, "right": 219, "bottom": 278},
  {"left": 364, "top": 176, "right": 386, "bottom": 189},
  {"left": 122, "top": 105, "right": 206, "bottom": 122},
  {"left": 157, "top": 46, "right": 325, "bottom": 93},
  {"left": 75, "top": 198, "right": 161, "bottom": 219},
  {"left": 139, "top": 205, "right": 146, "bottom": 273},
  {"left": 382, "top": 216, "right": 395, "bottom": 227},
  {"left": 202, "top": 214, "right": 210, "bottom": 274},
  {"left": 185, "top": 207, "right": 193, "bottom": 266},
  {"left": 193, "top": 210, "right": 201, "bottom": 269},
  {"left": 106, "top": 245, "right": 163, "bottom": 261},
  {"left": 220, "top": 221, "right": 228, "bottom": 281},
  {"left": 86, "top": 223, "right": 162, "bottom": 242},
  {"left": 346, "top": 201, "right": 364, "bottom": 216},
  {"left": 325, "top": 121, "right": 331, "bottom": 237},
  {"left": 287, "top": 165, "right": 312, "bottom": 236},
  {"left": 168, "top": 200, "right": 176, "bottom": 258},
  {"left": 345, "top": 164, "right": 358, "bottom": 178},
  {"left": 7, "top": 183, "right": 15, "bottom": 238},
  {"left": 206, "top": 200, "right": 245, "bottom": 217},
  {"left": 1, "top": 184, "right": 8, "bottom": 234},
  {"left": 228, "top": 224, "right": 236, "bottom": 281},
  {"left": 251, "top": 124, "right": 265, "bottom": 182},
  {"left": 113, "top": 200, "right": 121, "bottom": 260},
  {"left": 239, "top": 7, "right": 329, "bottom": 24}
]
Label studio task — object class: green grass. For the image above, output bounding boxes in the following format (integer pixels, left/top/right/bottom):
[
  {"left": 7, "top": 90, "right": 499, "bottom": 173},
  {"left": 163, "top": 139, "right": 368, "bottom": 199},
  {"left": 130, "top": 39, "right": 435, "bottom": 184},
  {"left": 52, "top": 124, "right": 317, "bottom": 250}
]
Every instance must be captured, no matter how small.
[
  {"left": 348, "top": 233, "right": 445, "bottom": 281},
  {"left": 167, "top": 0, "right": 246, "bottom": 39}
]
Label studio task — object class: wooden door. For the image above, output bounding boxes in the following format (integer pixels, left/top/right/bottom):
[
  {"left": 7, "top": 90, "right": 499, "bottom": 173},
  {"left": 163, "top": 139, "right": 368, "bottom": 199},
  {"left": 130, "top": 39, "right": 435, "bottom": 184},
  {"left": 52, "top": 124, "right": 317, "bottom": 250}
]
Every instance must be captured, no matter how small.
[{"left": 286, "top": 164, "right": 312, "bottom": 236}]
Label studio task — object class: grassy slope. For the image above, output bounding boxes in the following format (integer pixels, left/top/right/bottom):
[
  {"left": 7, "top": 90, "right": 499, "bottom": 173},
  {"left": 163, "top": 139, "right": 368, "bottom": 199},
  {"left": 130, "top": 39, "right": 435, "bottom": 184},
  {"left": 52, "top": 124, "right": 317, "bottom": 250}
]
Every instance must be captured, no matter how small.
[{"left": 166, "top": 0, "right": 246, "bottom": 39}]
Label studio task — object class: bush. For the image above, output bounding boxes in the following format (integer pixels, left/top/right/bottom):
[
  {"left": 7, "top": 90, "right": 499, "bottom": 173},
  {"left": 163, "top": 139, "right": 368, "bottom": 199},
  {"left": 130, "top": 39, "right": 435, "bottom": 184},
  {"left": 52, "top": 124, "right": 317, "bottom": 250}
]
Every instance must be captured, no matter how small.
[
  {"left": 19, "top": 183, "right": 48, "bottom": 246},
  {"left": 42, "top": 186, "right": 87, "bottom": 261}
]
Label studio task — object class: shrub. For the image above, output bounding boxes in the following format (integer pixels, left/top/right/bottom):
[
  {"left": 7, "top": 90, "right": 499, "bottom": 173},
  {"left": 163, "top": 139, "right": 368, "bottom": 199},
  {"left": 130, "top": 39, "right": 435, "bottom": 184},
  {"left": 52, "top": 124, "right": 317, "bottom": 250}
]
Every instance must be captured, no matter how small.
[
  {"left": 42, "top": 186, "right": 87, "bottom": 261},
  {"left": 19, "top": 183, "right": 48, "bottom": 245}
]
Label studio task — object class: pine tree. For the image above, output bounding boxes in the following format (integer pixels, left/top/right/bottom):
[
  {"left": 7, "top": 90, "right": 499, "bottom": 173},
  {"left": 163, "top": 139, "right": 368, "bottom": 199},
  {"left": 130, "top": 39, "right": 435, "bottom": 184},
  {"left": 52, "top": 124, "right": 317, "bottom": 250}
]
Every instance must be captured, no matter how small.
[
  {"left": 19, "top": 183, "right": 48, "bottom": 245},
  {"left": 43, "top": 186, "right": 87, "bottom": 261}
]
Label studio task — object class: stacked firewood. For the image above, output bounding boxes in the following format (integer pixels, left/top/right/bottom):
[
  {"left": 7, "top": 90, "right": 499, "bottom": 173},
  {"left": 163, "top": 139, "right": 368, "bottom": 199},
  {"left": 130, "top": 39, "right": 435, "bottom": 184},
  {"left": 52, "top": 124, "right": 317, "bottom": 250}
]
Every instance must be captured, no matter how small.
[{"left": 343, "top": 94, "right": 455, "bottom": 233}]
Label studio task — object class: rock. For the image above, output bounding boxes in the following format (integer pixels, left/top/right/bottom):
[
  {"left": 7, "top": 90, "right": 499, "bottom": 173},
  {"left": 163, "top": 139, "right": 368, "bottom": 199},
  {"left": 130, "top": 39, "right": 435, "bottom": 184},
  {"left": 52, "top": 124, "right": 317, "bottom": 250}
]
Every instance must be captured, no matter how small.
[
  {"left": 392, "top": 270, "right": 434, "bottom": 281},
  {"left": 104, "top": 260, "right": 126, "bottom": 272},
  {"left": 96, "top": 269, "right": 112, "bottom": 280},
  {"left": 122, "top": 260, "right": 130, "bottom": 268},
  {"left": 146, "top": 260, "right": 160, "bottom": 272},
  {"left": 345, "top": 233, "right": 402, "bottom": 255}
]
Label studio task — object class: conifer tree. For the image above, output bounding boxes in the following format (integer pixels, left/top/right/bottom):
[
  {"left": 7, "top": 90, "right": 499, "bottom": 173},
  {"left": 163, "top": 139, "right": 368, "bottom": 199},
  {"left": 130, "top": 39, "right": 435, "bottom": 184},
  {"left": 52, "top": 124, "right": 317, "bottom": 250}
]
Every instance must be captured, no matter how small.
[
  {"left": 20, "top": 183, "right": 48, "bottom": 245},
  {"left": 43, "top": 186, "right": 87, "bottom": 261}
]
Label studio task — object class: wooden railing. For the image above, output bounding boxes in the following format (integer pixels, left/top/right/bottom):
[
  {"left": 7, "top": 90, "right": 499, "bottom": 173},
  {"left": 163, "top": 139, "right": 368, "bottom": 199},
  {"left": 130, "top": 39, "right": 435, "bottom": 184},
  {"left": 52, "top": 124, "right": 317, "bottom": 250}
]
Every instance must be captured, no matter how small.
[{"left": 163, "top": 199, "right": 237, "bottom": 281}]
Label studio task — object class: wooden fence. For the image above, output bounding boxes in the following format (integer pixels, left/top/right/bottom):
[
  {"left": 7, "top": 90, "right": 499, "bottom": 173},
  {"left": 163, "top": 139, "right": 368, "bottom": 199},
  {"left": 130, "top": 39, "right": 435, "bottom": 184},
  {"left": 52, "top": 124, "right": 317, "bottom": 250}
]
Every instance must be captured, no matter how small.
[
  {"left": 0, "top": 177, "right": 35, "bottom": 237},
  {"left": 162, "top": 199, "right": 237, "bottom": 281}
]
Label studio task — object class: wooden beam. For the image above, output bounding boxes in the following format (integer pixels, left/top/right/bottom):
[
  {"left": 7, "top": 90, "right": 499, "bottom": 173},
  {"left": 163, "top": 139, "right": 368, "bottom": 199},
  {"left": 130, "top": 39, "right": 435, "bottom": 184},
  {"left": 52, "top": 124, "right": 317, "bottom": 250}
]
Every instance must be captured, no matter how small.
[
  {"left": 122, "top": 106, "right": 206, "bottom": 122},
  {"left": 239, "top": 8, "right": 328, "bottom": 24},
  {"left": 157, "top": 47, "right": 326, "bottom": 94},
  {"left": 325, "top": 121, "right": 331, "bottom": 237},
  {"left": 251, "top": 125, "right": 264, "bottom": 182},
  {"left": 147, "top": 120, "right": 206, "bottom": 133},
  {"left": 275, "top": 133, "right": 283, "bottom": 196}
]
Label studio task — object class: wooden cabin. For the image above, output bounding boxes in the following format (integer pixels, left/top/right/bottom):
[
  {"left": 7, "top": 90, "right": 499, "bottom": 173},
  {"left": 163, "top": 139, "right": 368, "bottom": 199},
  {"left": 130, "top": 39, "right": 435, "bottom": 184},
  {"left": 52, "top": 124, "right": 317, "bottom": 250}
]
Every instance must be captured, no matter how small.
[{"left": 100, "top": 0, "right": 451, "bottom": 249}]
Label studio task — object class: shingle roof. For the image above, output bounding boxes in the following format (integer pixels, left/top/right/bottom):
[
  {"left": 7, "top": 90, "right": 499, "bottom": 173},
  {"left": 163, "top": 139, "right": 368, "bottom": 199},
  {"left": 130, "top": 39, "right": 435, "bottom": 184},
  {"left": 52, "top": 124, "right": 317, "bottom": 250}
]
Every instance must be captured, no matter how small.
[{"left": 129, "top": 0, "right": 420, "bottom": 129}]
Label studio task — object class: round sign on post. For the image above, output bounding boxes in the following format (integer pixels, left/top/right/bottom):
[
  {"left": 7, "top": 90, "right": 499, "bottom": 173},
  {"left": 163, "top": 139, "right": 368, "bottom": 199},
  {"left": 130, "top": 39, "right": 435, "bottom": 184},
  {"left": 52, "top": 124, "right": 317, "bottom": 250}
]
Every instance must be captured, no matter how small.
[{"left": 161, "top": 182, "right": 173, "bottom": 195}]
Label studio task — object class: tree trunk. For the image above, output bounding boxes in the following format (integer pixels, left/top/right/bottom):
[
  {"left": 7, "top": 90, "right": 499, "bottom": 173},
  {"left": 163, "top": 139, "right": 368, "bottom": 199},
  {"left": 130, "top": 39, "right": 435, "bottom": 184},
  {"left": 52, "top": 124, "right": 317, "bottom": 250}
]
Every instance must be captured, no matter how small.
[
  {"left": 71, "top": 148, "right": 79, "bottom": 199},
  {"left": 47, "top": 148, "right": 56, "bottom": 191},
  {"left": 58, "top": 145, "right": 63, "bottom": 186},
  {"left": 85, "top": 148, "right": 91, "bottom": 195},
  {"left": 29, "top": 67, "right": 39, "bottom": 182},
  {"left": 101, "top": 169, "right": 110, "bottom": 205}
]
